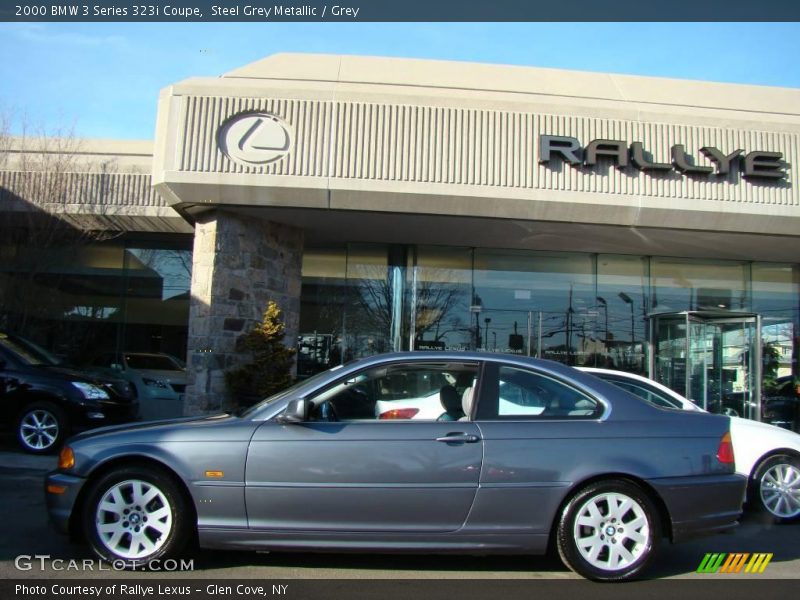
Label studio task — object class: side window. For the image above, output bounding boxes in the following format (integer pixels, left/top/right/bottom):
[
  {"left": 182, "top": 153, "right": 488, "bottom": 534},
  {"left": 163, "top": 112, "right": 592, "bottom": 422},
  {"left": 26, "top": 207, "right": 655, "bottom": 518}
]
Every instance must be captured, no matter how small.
[
  {"left": 604, "top": 377, "right": 682, "bottom": 409},
  {"left": 496, "top": 366, "right": 601, "bottom": 419},
  {"left": 308, "top": 362, "right": 479, "bottom": 422}
]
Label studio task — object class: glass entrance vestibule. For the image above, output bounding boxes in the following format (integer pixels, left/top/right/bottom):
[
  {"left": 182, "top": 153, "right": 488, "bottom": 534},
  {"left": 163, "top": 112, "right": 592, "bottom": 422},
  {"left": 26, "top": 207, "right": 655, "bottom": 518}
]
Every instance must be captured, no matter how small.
[{"left": 649, "top": 311, "right": 762, "bottom": 419}]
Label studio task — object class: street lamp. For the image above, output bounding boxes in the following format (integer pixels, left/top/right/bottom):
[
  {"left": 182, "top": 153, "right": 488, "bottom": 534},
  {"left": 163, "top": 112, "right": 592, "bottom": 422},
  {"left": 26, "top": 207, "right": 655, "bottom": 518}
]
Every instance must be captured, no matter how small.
[
  {"left": 618, "top": 292, "right": 635, "bottom": 349},
  {"left": 596, "top": 296, "right": 608, "bottom": 341},
  {"left": 484, "top": 317, "right": 492, "bottom": 351}
]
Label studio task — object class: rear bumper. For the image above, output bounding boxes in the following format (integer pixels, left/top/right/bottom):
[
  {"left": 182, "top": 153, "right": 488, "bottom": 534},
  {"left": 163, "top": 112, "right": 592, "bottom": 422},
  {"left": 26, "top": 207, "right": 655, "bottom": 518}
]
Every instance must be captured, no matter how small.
[{"left": 647, "top": 473, "right": 747, "bottom": 543}]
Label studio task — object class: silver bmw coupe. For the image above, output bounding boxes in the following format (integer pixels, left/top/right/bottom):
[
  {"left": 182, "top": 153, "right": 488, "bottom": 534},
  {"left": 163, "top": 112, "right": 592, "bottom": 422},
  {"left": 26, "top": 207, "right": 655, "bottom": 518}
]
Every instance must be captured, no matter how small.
[{"left": 46, "top": 352, "right": 746, "bottom": 581}]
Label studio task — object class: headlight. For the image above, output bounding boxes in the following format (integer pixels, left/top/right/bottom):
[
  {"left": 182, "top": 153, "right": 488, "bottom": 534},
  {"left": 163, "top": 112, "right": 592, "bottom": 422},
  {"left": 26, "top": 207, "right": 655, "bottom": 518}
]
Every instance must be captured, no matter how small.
[
  {"left": 142, "top": 377, "right": 168, "bottom": 389},
  {"left": 71, "top": 381, "right": 110, "bottom": 400}
]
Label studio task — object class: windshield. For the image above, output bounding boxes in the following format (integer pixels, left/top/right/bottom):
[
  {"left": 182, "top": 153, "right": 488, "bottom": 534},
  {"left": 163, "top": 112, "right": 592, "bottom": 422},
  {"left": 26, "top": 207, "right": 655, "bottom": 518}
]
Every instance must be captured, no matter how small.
[
  {"left": 0, "top": 334, "right": 59, "bottom": 366},
  {"left": 124, "top": 354, "right": 184, "bottom": 371},
  {"left": 238, "top": 364, "right": 346, "bottom": 418}
]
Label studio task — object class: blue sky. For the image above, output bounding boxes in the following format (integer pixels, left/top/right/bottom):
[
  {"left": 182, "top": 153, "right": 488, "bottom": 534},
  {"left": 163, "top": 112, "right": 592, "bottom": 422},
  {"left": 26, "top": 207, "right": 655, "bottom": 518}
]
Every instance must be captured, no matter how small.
[{"left": 2, "top": 22, "right": 800, "bottom": 140}]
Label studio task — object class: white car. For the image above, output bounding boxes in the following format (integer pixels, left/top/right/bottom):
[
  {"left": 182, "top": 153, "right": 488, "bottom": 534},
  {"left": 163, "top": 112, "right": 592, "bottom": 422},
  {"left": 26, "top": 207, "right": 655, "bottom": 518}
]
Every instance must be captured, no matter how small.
[
  {"left": 581, "top": 367, "right": 800, "bottom": 522},
  {"left": 87, "top": 352, "right": 187, "bottom": 421}
]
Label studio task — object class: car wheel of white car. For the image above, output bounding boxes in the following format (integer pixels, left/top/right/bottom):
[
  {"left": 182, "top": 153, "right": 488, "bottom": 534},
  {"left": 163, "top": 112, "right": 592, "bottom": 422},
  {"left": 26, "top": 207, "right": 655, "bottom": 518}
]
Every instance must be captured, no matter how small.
[
  {"left": 83, "top": 466, "right": 191, "bottom": 567},
  {"left": 557, "top": 479, "right": 660, "bottom": 581},
  {"left": 16, "top": 402, "right": 67, "bottom": 454},
  {"left": 752, "top": 454, "right": 800, "bottom": 522}
]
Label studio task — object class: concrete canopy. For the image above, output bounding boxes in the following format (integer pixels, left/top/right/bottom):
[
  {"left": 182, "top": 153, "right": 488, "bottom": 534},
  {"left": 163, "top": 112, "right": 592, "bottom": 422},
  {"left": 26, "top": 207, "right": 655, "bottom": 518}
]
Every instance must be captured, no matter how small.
[{"left": 152, "top": 53, "right": 800, "bottom": 261}]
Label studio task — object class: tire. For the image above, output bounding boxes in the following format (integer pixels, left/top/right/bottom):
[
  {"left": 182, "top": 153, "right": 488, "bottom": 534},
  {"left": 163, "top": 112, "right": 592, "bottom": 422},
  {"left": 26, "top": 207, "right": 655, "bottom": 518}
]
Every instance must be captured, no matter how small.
[
  {"left": 750, "top": 454, "right": 800, "bottom": 523},
  {"left": 556, "top": 479, "right": 660, "bottom": 581},
  {"left": 83, "top": 466, "right": 191, "bottom": 567},
  {"left": 16, "top": 401, "right": 68, "bottom": 454}
]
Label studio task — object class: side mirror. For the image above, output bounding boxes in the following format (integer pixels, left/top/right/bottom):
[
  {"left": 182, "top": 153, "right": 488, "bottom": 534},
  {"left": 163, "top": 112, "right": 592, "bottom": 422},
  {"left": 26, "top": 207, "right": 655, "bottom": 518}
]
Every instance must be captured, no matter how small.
[{"left": 277, "top": 398, "right": 310, "bottom": 423}]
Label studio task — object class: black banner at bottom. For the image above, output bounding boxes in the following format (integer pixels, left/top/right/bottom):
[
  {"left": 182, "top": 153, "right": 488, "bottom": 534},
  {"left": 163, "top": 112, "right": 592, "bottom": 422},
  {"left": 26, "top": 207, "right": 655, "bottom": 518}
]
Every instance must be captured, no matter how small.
[{"left": 2, "top": 579, "right": 799, "bottom": 600}]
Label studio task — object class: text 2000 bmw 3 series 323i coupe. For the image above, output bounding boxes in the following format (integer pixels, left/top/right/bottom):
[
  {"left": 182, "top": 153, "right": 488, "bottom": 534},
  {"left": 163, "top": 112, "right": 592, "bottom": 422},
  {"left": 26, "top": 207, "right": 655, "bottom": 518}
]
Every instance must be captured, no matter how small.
[{"left": 46, "top": 352, "right": 746, "bottom": 581}]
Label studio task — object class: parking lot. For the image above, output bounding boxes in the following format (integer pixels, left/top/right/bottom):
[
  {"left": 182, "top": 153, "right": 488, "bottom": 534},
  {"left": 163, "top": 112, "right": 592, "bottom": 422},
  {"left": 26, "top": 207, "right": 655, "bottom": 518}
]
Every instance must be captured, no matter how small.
[{"left": 1, "top": 439, "right": 798, "bottom": 581}]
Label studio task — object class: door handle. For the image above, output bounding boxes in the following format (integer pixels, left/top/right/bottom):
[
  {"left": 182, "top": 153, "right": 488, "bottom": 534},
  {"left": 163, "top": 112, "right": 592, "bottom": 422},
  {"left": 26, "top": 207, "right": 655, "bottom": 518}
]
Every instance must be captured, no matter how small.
[{"left": 436, "top": 433, "right": 480, "bottom": 444}]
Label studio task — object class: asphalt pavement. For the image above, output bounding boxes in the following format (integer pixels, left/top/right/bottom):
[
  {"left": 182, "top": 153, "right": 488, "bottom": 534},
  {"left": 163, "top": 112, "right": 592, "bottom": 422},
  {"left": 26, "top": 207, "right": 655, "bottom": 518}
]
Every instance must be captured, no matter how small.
[{"left": 1, "top": 438, "right": 799, "bottom": 581}]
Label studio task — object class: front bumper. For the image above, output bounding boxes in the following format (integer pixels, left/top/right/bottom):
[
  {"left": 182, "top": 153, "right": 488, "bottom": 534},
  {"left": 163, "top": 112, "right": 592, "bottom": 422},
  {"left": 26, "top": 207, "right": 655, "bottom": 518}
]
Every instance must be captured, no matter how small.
[
  {"left": 648, "top": 473, "right": 747, "bottom": 543},
  {"left": 45, "top": 471, "right": 88, "bottom": 535}
]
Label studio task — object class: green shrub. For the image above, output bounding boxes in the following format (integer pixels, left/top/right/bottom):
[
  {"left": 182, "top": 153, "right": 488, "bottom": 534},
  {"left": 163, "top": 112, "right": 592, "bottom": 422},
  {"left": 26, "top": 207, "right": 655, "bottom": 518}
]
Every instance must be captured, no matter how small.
[{"left": 225, "top": 301, "right": 296, "bottom": 406}]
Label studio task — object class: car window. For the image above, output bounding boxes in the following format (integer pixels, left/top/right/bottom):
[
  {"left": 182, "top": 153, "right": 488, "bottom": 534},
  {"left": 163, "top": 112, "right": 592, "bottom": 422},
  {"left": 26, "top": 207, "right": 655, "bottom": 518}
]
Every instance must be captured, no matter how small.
[
  {"left": 0, "top": 334, "right": 52, "bottom": 366},
  {"left": 308, "top": 362, "right": 479, "bottom": 421},
  {"left": 492, "top": 366, "right": 601, "bottom": 419},
  {"left": 124, "top": 354, "right": 182, "bottom": 370},
  {"left": 599, "top": 376, "right": 683, "bottom": 410}
]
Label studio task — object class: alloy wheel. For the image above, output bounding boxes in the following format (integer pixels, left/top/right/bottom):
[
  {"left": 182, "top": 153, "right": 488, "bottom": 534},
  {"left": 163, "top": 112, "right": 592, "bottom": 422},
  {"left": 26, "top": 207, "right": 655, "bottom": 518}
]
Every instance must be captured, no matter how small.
[
  {"left": 19, "top": 409, "right": 59, "bottom": 451},
  {"left": 760, "top": 462, "right": 800, "bottom": 520},
  {"left": 94, "top": 479, "right": 174, "bottom": 560},
  {"left": 572, "top": 492, "right": 651, "bottom": 572}
]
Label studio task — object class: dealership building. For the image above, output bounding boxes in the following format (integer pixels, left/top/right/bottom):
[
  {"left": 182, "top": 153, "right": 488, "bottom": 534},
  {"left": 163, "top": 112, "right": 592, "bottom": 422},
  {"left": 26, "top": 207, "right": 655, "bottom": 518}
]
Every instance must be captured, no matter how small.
[{"left": 2, "top": 53, "right": 798, "bottom": 420}]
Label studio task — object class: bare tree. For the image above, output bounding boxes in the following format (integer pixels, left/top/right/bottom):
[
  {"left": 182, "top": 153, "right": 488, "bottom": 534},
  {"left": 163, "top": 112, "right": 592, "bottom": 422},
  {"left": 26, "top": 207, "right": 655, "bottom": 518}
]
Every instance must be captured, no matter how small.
[{"left": 348, "top": 264, "right": 468, "bottom": 353}]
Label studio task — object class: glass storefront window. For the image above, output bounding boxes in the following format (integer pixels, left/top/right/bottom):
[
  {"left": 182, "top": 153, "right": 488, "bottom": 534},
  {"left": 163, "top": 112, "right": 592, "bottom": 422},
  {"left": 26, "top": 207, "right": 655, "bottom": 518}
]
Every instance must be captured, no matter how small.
[
  {"left": 344, "top": 244, "right": 396, "bottom": 359},
  {"left": 473, "top": 249, "right": 595, "bottom": 365},
  {"left": 298, "top": 247, "right": 347, "bottom": 376},
  {"left": 0, "top": 236, "right": 192, "bottom": 364},
  {"left": 410, "top": 246, "right": 473, "bottom": 352},
  {"left": 651, "top": 257, "right": 749, "bottom": 313},
  {"left": 752, "top": 263, "right": 799, "bottom": 388},
  {"left": 596, "top": 255, "right": 649, "bottom": 373}
]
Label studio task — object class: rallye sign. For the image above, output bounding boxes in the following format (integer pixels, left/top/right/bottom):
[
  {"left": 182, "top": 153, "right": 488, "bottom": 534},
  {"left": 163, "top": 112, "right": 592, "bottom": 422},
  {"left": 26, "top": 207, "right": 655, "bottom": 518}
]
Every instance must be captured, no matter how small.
[{"left": 539, "top": 135, "right": 785, "bottom": 180}]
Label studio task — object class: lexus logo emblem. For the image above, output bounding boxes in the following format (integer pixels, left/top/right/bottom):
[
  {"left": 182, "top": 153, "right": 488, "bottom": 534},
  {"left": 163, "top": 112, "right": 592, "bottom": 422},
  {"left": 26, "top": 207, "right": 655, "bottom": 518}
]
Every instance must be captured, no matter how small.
[{"left": 218, "top": 112, "right": 292, "bottom": 165}]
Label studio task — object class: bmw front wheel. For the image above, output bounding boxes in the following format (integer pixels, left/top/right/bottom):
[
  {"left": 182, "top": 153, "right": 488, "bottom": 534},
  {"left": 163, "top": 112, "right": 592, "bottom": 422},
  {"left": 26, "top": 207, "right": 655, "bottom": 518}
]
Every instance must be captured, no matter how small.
[
  {"left": 83, "top": 466, "right": 190, "bottom": 567},
  {"left": 557, "top": 479, "right": 660, "bottom": 581}
]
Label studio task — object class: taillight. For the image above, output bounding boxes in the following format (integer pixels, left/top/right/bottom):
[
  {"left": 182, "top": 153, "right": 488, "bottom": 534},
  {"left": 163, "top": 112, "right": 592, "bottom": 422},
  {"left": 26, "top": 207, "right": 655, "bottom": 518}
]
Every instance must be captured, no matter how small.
[
  {"left": 717, "top": 432, "right": 735, "bottom": 464},
  {"left": 58, "top": 446, "right": 75, "bottom": 470},
  {"left": 379, "top": 408, "right": 419, "bottom": 420}
]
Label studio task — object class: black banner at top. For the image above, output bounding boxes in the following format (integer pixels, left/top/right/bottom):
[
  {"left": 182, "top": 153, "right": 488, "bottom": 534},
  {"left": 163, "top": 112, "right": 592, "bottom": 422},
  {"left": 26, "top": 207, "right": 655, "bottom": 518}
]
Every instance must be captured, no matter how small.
[{"left": 1, "top": 0, "right": 800, "bottom": 22}]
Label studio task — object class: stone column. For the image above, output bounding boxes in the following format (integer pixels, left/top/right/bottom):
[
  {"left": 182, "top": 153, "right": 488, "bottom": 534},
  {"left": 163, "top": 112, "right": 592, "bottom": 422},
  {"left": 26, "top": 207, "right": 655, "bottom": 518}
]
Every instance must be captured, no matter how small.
[{"left": 185, "top": 210, "right": 303, "bottom": 415}]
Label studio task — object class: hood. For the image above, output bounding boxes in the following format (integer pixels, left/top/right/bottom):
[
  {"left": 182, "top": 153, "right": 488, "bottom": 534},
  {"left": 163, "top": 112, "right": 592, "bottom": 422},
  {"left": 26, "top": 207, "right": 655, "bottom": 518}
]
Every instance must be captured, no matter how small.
[
  {"left": 39, "top": 364, "right": 124, "bottom": 386},
  {"left": 131, "top": 368, "right": 187, "bottom": 383},
  {"left": 68, "top": 413, "right": 232, "bottom": 443}
]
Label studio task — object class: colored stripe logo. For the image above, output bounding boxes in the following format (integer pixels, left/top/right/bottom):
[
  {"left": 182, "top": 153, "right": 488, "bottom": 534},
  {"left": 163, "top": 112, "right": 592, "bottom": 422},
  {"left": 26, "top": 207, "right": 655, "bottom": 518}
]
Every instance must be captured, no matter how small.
[{"left": 696, "top": 553, "right": 773, "bottom": 574}]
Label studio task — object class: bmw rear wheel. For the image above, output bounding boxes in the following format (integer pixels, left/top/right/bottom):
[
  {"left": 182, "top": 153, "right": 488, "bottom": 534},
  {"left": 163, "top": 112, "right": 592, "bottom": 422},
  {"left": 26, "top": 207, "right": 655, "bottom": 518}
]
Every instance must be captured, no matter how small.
[
  {"left": 752, "top": 455, "right": 800, "bottom": 522},
  {"left": 83, "top": 466, "right": 190, "bottom": 567},
  {"left": 557, "top": 479, "right": 660, "bottom": 581}
]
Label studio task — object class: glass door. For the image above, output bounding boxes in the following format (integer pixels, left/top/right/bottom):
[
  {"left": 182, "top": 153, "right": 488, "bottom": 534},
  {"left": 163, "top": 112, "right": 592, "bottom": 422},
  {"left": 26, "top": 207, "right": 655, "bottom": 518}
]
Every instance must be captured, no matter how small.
[{"left": 649, "top": 311, "right": 761, "bottom": 420}]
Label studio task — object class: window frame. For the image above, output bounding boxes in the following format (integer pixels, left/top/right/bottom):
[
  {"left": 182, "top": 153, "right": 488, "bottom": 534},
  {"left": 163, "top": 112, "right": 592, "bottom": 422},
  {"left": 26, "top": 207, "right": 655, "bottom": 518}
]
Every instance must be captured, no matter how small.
[
  {"left": 304, "top": 359, "right": 485, "bottom": 423},
  {"left": 475, "top": 361, "right": 605, "bottom": 422}
]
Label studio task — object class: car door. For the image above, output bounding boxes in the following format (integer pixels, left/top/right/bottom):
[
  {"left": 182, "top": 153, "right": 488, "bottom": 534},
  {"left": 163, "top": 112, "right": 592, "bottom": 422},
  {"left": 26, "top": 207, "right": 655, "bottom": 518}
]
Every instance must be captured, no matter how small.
[
  {"left": 465, "top": 362, "right": 607, "bottom": 535},
  {"left": 245, "top": 360, "right": 483, "bottom": 532}
]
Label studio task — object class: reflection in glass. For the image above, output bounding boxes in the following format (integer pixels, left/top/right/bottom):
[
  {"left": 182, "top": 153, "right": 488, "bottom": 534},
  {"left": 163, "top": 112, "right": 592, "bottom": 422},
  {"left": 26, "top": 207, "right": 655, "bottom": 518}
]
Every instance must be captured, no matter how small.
[
  {"left": 410, "top": 247, "right": 472, "bottom": 352},
  {"left": 597, "top": 255, "right": 649, "bottom": 373},
  {"left": 473, "top": 249, "right": 595, "bottom": 365}
]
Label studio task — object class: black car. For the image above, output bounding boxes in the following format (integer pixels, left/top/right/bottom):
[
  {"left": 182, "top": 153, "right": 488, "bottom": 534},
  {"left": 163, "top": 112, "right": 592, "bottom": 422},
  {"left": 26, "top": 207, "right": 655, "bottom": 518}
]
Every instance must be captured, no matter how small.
[{"left": 0, "top": 333, "right": 139, "bottom": 454}]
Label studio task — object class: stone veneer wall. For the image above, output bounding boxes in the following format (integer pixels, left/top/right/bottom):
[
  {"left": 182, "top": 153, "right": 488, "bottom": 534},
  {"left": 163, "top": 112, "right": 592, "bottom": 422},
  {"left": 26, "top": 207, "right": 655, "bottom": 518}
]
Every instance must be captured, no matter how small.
[{"left": 185, "top": 210, "right": 303, "bottom": 415}]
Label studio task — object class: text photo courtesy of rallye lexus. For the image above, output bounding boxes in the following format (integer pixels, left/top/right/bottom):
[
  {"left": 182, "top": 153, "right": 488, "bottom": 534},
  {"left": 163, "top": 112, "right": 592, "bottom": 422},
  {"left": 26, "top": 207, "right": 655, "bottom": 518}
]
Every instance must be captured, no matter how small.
[
  {"left": 47, "top": 352, "right": 746, "bottom": 581},
  {"left": 0, "top": 333, "right": 138, "bottom": 454}
]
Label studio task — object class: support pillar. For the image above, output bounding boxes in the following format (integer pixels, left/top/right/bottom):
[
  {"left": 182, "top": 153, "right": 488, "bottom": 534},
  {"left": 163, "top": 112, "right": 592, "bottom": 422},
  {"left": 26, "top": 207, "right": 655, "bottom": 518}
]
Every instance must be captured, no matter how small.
[{"left": 185, "top": 210, "right": 303, "bottom": 415}]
